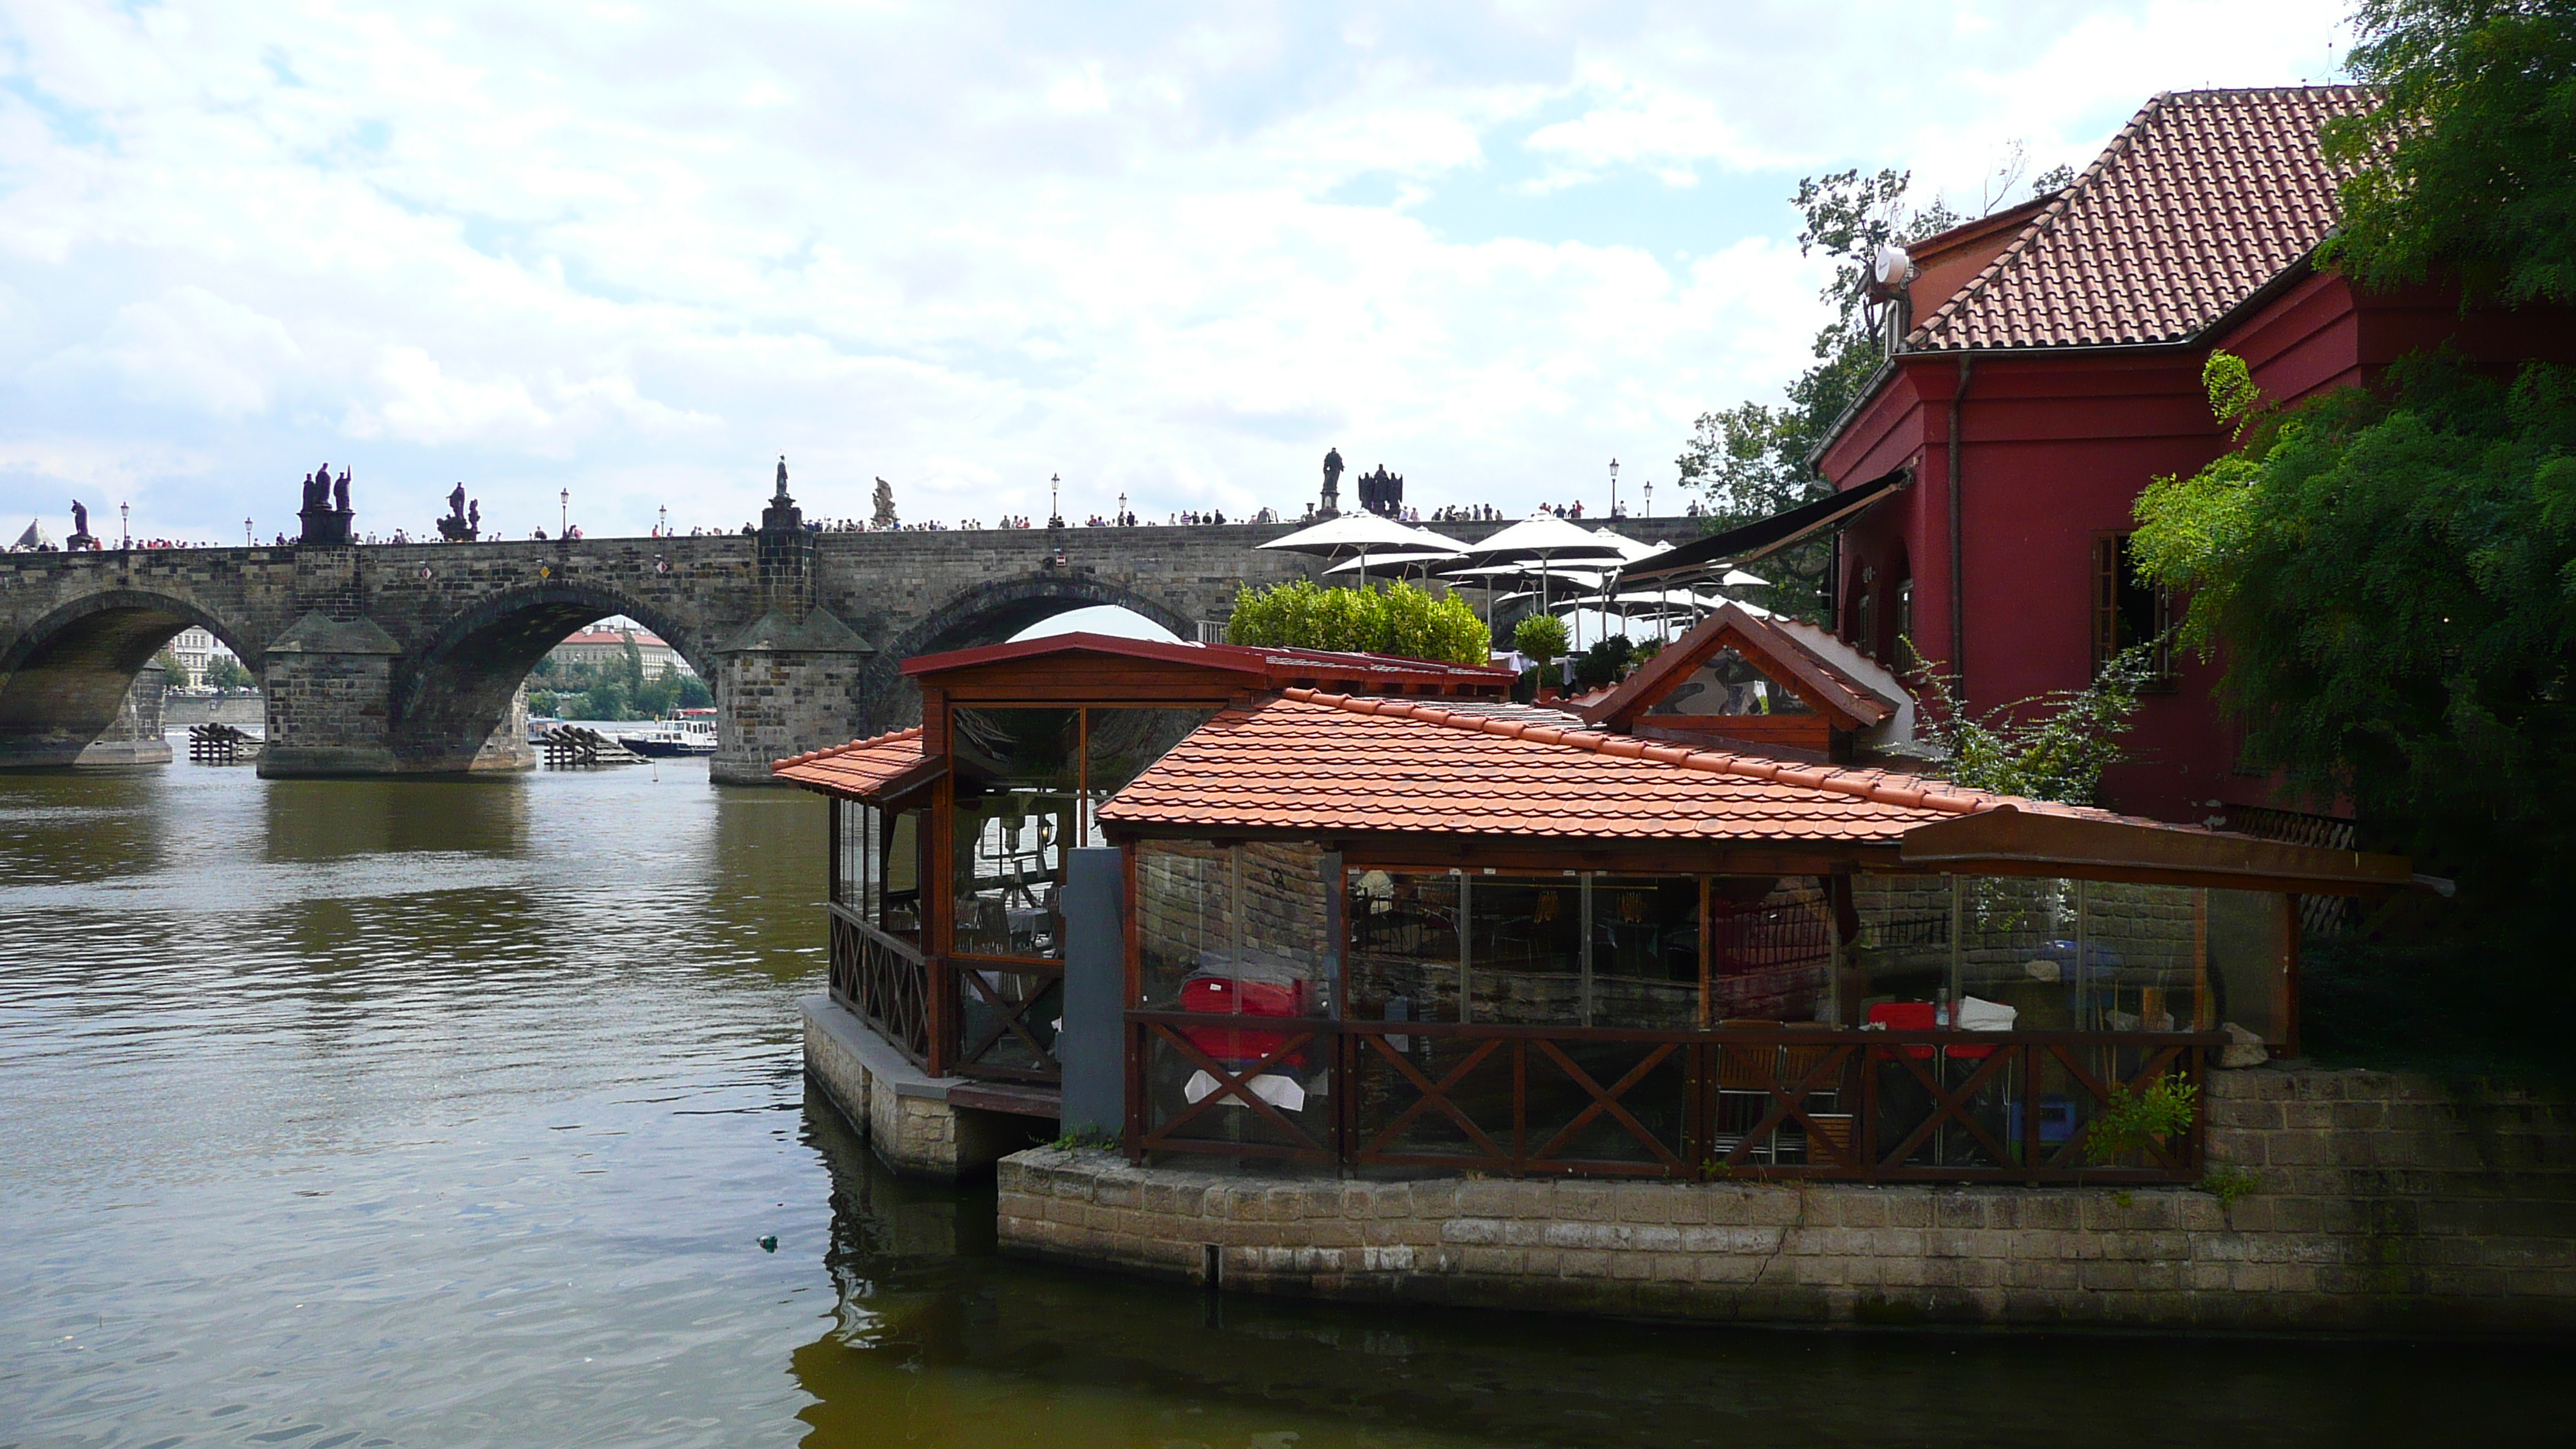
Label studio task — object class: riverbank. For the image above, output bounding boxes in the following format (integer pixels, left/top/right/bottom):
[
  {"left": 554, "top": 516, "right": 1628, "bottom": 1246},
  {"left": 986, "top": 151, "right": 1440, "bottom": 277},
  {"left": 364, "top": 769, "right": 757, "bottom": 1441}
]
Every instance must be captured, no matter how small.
[{"left": 997, "top": 1067, "right": 2576, "bottom": 1334}]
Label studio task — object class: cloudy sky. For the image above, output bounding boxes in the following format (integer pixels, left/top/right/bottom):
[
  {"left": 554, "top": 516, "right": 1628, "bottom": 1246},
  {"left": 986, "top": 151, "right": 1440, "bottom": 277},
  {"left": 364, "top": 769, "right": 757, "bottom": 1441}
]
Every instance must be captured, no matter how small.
[{"left": 1, "top": 1, "right": 2349, "bottom": 544}]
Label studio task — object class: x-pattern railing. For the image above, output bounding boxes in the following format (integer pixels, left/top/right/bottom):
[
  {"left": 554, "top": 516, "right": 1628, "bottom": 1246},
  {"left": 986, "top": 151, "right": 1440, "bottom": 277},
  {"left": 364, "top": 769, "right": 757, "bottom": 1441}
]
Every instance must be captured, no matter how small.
[
  {"left": 953, "top": 959, "right": 1064, "bottom": 1082},
  {"left": 830, "top": 906, "right": 927, "bottom": 1065},
  {"left": 1126, "top": 1013, "right": 2218, "bottom": 1184}
]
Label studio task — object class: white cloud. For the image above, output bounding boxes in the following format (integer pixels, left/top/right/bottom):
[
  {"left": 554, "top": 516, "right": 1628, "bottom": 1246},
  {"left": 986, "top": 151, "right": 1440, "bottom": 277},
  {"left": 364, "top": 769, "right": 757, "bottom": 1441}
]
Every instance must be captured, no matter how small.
[{"left": 0, "top": 0, "right": 2348, "bottom": 542}]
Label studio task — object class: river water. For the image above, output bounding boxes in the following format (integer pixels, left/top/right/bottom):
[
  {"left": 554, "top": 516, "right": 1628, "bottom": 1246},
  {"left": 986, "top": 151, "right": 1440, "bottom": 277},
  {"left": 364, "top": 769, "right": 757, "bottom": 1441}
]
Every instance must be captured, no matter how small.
[{"left": 0, "top": 752, "right": 2556, "bottom": 1447}]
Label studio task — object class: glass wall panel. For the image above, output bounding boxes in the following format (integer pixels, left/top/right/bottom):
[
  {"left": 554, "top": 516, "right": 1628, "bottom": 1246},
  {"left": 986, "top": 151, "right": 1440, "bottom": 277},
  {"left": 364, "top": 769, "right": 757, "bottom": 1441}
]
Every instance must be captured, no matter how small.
[
  {"left": 1136, "top": 840, "right": 1333, "bottom": 1142},
  {"left": 2207, "top": 889, "right": 2289, "bottom": 1046},
  {"left": 1082, "top": 707, "right": 1221, "bottom": 847},
  {"left": 1709, "top": 876, "right": 1834, "bottom": 1024},
  {"left": 1136, "top": 841, "right": 1331, "bottom": 1013},
  {"left": 1348, "top": 869, "right": 1464, "bottom": 1024},
  {"left": 834, "top": 799, "right": 868, "bottom": 909},
  {"left": 1467, "top": 874, "right": 1586, "bottom": 1026},
  {"left": 1592, "top": 875, "right": 1702, "bottom": 1031},
  {"left": 2077, "top": 880, "right": 2203, "bottom": 1033},
  {"left": 1954, "top": 875, "right": 2078, "bottom": 1033},
  {"left": 1851, "top": 872, "right": 1958, "bottom": 1023},
  {"left": 880, "top": 808, "right": 922, "bottom": 938},
  {"left": 951, "top": 707, "right": 1080, "bottom": 959}
]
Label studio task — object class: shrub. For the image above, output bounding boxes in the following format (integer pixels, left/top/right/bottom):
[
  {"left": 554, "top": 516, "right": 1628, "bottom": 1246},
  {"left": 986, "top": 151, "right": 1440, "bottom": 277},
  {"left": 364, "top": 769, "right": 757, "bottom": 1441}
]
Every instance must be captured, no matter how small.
[{"left": 1225, "top": 579, "right": 1488, "bottom": 666}]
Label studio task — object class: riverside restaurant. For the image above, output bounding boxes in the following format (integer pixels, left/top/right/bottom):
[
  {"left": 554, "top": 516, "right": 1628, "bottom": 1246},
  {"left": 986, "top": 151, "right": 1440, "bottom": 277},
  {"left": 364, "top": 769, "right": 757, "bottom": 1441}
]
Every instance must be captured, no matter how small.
[{"left": 778, "top": 613, "right": 2414, "bottom": 1185}]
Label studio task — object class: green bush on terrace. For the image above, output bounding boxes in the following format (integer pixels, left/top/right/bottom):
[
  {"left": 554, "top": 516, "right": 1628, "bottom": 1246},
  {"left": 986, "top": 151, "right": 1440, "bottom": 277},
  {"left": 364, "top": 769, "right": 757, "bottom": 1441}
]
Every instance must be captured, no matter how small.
[{"left": 1224, "top": 579, "right": 1490, "bottom": 666}]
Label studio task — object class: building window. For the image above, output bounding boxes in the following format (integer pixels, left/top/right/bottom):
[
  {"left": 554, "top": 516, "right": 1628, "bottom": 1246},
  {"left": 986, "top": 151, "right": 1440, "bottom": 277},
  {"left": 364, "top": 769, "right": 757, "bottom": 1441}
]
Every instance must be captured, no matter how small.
[{"left": 2093, "top": 535, "right": 2174, "bottom": 686}]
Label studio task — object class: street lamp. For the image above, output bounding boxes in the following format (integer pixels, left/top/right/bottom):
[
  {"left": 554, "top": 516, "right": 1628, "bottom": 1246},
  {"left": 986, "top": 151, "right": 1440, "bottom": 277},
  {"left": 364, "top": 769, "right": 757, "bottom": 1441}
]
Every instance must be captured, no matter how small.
[
  {"left": 120, "top": 502, "right": 130, "bottom": 550},
  {"left": 1117, "top": 490, "right": 1128, "bottom": 527},
  {"left": 1050, "top": 473, "right": 1063, "bottom": 529},
  {"left": 1644, "top": 478, "right": 1653, "bottom": 519},
  {"left": 245, "top": 518, "right": 253, "bottom": 548},
  {"left": 1608, "top": 458, "right": 1619, "bottom": 519},
  {"left": 559, "top": 488, "right": 569, "bottom": 537},
  {"left": 658, "top": 505, "right": 668, "bottom": 538}
]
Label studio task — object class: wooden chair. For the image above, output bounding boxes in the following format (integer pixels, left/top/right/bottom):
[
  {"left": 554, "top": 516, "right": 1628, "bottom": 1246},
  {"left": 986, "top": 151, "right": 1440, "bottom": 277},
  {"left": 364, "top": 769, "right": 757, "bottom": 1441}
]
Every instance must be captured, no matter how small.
[{"left": 1714, "top": 1019, "right": 1783, "bottom": 1162}]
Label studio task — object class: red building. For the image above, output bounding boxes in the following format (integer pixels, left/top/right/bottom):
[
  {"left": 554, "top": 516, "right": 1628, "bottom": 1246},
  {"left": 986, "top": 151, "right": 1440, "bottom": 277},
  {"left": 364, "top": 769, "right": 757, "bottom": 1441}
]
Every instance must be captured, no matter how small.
[{"left": 1815, "top": 86, "right": 2572, "bottom": 824}]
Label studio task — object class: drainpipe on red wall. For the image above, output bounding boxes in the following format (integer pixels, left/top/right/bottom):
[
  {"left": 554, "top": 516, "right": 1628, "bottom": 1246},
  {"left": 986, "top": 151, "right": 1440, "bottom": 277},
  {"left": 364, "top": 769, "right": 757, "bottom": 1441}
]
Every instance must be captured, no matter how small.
[{"left": 1947, "top": 355, "right": 1974, "bottom": 705}]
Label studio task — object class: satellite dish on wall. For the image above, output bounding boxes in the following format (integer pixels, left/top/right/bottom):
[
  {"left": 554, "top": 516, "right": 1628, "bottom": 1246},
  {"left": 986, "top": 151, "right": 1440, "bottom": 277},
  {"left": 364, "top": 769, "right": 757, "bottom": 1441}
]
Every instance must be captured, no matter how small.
[{"left": 1873, "top": 243, "right": 1912, "bottom": 289}]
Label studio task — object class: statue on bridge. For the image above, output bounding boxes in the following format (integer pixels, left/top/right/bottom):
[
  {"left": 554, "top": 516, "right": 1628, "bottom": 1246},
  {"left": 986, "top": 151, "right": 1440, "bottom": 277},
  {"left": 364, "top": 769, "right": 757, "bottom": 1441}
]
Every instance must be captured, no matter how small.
[
  {"left": 297, "top": 463, "right": 355, "bottom": 546},
  {"left": 436, "top": 482, "right": 481, "bottom": 542},
  {"left": 759, "top": 453, "right": 803, "bottom": 533},
  {"left": 1320, "top": 447, "right": 1344, "bottom": 517},
  {"left": 66, "top": 499, "right": 94, "bottom": 552}
]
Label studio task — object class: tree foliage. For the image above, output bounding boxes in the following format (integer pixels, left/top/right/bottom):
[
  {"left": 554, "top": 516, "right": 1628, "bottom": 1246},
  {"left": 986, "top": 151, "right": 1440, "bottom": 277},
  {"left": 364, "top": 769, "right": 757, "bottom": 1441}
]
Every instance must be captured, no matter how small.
[
  {"left": 1676, "top": 164, "right": 2070, "bottom": 622},
  {"left": 2321, "top": 0, "right": 2576, "bottom": 307},
  {"left": 1899, "top": 642, "right": 2153, "bottom": 807},
  {"left": 2133, "top": 351, "right": 2576, "bottom": 862},
  {"left": 1224, "top": 579, "right": 1489, "bottom": 665},
  {"left": 202, "top": 653, "right": 257, "bottom": 691},
  {"left": 1511, "top": 611, "right": 1568, "bottom": 666}
]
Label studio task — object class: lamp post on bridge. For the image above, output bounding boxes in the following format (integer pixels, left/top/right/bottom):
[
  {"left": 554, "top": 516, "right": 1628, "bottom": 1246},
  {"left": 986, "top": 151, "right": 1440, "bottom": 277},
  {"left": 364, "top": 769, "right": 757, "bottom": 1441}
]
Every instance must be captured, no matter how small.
[
  {"left": 1644, "top": 478, "right": 1653, "bottom": 520},
  {"left": 245, "top": 519, "right": 253, "bottom": 548},
  {"left": 1050, "top": 474, "right": 1063, "bottom": 529},
  {"left": 559, "top": 488, "right": 569, "bottom": 539},
  {"left": 658, "top": 505, "right": 668, "bottom": 538},
  {"left": 1118, "top": 490, "right": 1128, "bottom": 528},
  {"left": 1608, "top": 458, "right": 1619, "bottom": 519},
  {"left": 120, "top": 502, "right": 129, "bottom": 550}
]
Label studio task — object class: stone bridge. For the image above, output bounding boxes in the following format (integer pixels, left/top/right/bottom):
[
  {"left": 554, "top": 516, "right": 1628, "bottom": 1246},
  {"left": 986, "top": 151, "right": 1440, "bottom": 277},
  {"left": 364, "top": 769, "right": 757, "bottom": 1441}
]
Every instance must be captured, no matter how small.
[{"left": 0, "top": 486, "right": 1420, "bottom": 783}]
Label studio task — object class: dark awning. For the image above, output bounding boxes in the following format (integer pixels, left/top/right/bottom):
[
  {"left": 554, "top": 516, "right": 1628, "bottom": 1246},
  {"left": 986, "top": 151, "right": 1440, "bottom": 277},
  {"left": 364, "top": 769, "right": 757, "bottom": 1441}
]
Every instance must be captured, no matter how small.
[{"left": 1618, "top": 466, "right": 1910, "bottom": 590}]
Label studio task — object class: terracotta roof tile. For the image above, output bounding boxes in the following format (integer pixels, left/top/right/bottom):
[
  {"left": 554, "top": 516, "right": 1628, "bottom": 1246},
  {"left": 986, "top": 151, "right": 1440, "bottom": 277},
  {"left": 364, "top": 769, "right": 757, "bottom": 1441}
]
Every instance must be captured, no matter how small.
[
  {"left": 1095, "top": 692, "right": 2134, "bottom": 845},
  {"left": 772, "top": 728, "right": 925, "bottom": 797},
  {"left": 1911, "top": 87, "right": 2376, "bottom": 351}
]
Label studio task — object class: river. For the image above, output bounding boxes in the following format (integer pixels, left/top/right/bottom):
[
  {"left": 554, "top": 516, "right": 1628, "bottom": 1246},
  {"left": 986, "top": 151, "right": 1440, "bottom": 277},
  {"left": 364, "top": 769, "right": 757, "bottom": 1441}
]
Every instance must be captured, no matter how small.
[{"left": 0, "top": 751, "right": 2555, "bottom": 1447}]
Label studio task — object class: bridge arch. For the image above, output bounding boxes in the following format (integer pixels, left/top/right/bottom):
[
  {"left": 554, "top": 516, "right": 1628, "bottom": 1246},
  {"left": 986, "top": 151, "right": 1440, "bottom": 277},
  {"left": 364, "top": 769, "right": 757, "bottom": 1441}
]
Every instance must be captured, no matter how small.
[
  {"left": 391, "top": 581, "right": 713, "bottom": 772},
  {"left": 855, "top": 573, "right": 1197, "bottom": 732},
  {"left": 0, "top": 588, "right": 261, "bottom": 768}
]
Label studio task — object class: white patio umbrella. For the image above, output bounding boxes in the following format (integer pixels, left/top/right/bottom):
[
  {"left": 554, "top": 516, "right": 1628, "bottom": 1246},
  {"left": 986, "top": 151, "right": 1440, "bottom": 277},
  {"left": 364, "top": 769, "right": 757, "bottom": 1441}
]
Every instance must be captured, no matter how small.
[
  {"left": 1437, "top": 514, "right": 1627, "bottom": 646},
  {"left": 1260, "top": 512, "right": 1467, "bottom": 584},
  {"left": 1321, "top": 548, "right": 1465, "bottom": 582}
]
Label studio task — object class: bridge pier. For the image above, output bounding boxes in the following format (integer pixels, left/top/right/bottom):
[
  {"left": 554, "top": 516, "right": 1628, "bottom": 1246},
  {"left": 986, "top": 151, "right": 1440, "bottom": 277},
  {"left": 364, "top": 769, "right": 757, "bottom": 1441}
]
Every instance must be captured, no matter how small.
[{"left": 257, "top": 611, "right": 404, "bottom": 777}]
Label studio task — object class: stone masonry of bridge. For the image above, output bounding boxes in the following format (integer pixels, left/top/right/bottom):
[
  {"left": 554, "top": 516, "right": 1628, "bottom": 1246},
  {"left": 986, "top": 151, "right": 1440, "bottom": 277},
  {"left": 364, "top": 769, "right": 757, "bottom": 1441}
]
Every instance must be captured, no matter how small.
[{"left": 0, "top": 495, "right": 1563, "bottom": 782}]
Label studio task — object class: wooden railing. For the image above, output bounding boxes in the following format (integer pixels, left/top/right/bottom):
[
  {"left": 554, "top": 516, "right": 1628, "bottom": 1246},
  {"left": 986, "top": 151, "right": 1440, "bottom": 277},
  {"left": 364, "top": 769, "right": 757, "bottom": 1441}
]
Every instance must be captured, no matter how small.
[
  {"left": 949, "top": 957, "right": 1064, "bottom": 1084},
  {"left": 829, "top": 906, "right": 929, "bottom": 1066},
  {"left": 1127, "top": 1014, "right": 2219, "bottom": 1184}
]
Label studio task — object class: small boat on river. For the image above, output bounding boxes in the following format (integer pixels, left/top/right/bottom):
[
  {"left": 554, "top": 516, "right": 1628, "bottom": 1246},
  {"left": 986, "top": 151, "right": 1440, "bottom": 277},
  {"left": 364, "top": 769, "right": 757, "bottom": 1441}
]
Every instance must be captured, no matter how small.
[{"left": 618, "top": 709, "right": 717, "bottom": 758}]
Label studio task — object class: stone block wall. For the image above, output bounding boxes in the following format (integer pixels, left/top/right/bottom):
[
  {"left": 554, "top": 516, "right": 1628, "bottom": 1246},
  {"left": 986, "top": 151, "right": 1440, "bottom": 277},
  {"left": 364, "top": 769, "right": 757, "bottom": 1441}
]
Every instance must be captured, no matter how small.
[{"left": 997, "top": 1065, "right": 2576, "bottom": 1333}]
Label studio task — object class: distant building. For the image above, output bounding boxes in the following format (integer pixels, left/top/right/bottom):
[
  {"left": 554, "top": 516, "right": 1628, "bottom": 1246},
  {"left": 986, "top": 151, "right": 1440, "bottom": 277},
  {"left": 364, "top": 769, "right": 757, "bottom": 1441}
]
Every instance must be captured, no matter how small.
[
  {"left": 166, "top": 626, "right": 245, "bottom": 687},
  {"left": 547, "top": 622, "right": 694, "bottom": 678}
]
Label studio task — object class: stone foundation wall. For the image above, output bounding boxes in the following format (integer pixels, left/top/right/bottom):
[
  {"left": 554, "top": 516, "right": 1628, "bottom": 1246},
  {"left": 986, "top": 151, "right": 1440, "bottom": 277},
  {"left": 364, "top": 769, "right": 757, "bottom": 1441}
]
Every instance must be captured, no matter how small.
[
  {"left": 998, "top": 1067, "right": 2576, "bottom": 1333},
  {"left": 802, "top": 993, "right": 1042, "bottom": 1182}
]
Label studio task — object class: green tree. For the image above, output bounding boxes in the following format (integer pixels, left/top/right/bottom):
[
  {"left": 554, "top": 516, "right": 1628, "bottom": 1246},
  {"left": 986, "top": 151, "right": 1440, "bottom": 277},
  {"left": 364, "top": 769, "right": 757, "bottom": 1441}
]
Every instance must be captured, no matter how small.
[
  {"left": 1673, "top": 170, "right": 1981, "bottom": 621},
  {"left": 2132, "top": 352, "right": 2576, "bottom": 1072},
  {"left": 1224, "top": 579, "right": 1488, "bottom": 665},
  {"left": 675, "top": 673, "right": 713, "bottom": 710},
  {"left": 2320, "top": 0, "right": 2576, "bottom": 307},
  {"left": 151, "top": 647, "right": 189, "bottom": 686},
  {"left": 202, "top": 653, "right": 256, "bottom": 690}
]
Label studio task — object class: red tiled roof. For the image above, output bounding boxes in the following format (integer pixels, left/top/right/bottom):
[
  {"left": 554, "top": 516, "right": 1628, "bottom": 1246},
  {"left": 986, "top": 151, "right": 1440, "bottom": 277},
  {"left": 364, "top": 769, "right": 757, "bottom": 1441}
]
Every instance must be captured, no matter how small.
[
  {"left": 1910, "top": 87, "right": 2376, "bottom": 351},
  {"left": 1095, "top": 690, "right": 2116, "bottom": 844},
  {"left": 772, "top": 728, "right": 925, "bottom": 796}
]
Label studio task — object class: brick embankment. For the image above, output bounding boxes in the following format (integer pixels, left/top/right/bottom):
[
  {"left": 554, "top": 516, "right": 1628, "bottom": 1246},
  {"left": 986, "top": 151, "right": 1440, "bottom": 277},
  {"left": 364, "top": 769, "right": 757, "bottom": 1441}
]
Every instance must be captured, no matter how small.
[{"left": 996, "top": 1067, "right": 2576, "bottom": 1333}]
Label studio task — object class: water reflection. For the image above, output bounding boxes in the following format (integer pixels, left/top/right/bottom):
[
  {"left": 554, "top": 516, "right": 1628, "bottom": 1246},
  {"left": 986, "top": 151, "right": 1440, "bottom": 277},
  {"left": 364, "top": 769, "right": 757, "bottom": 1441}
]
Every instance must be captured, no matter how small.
[{"left": 0, "top": 750, "right": 2558, "bottom": 1449}]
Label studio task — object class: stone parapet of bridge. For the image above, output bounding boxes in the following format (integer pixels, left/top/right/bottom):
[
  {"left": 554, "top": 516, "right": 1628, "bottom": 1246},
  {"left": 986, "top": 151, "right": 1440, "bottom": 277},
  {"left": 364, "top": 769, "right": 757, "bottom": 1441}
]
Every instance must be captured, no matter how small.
[{"left": 2, "top": 516, "right": 1592, "bottom": 781}]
